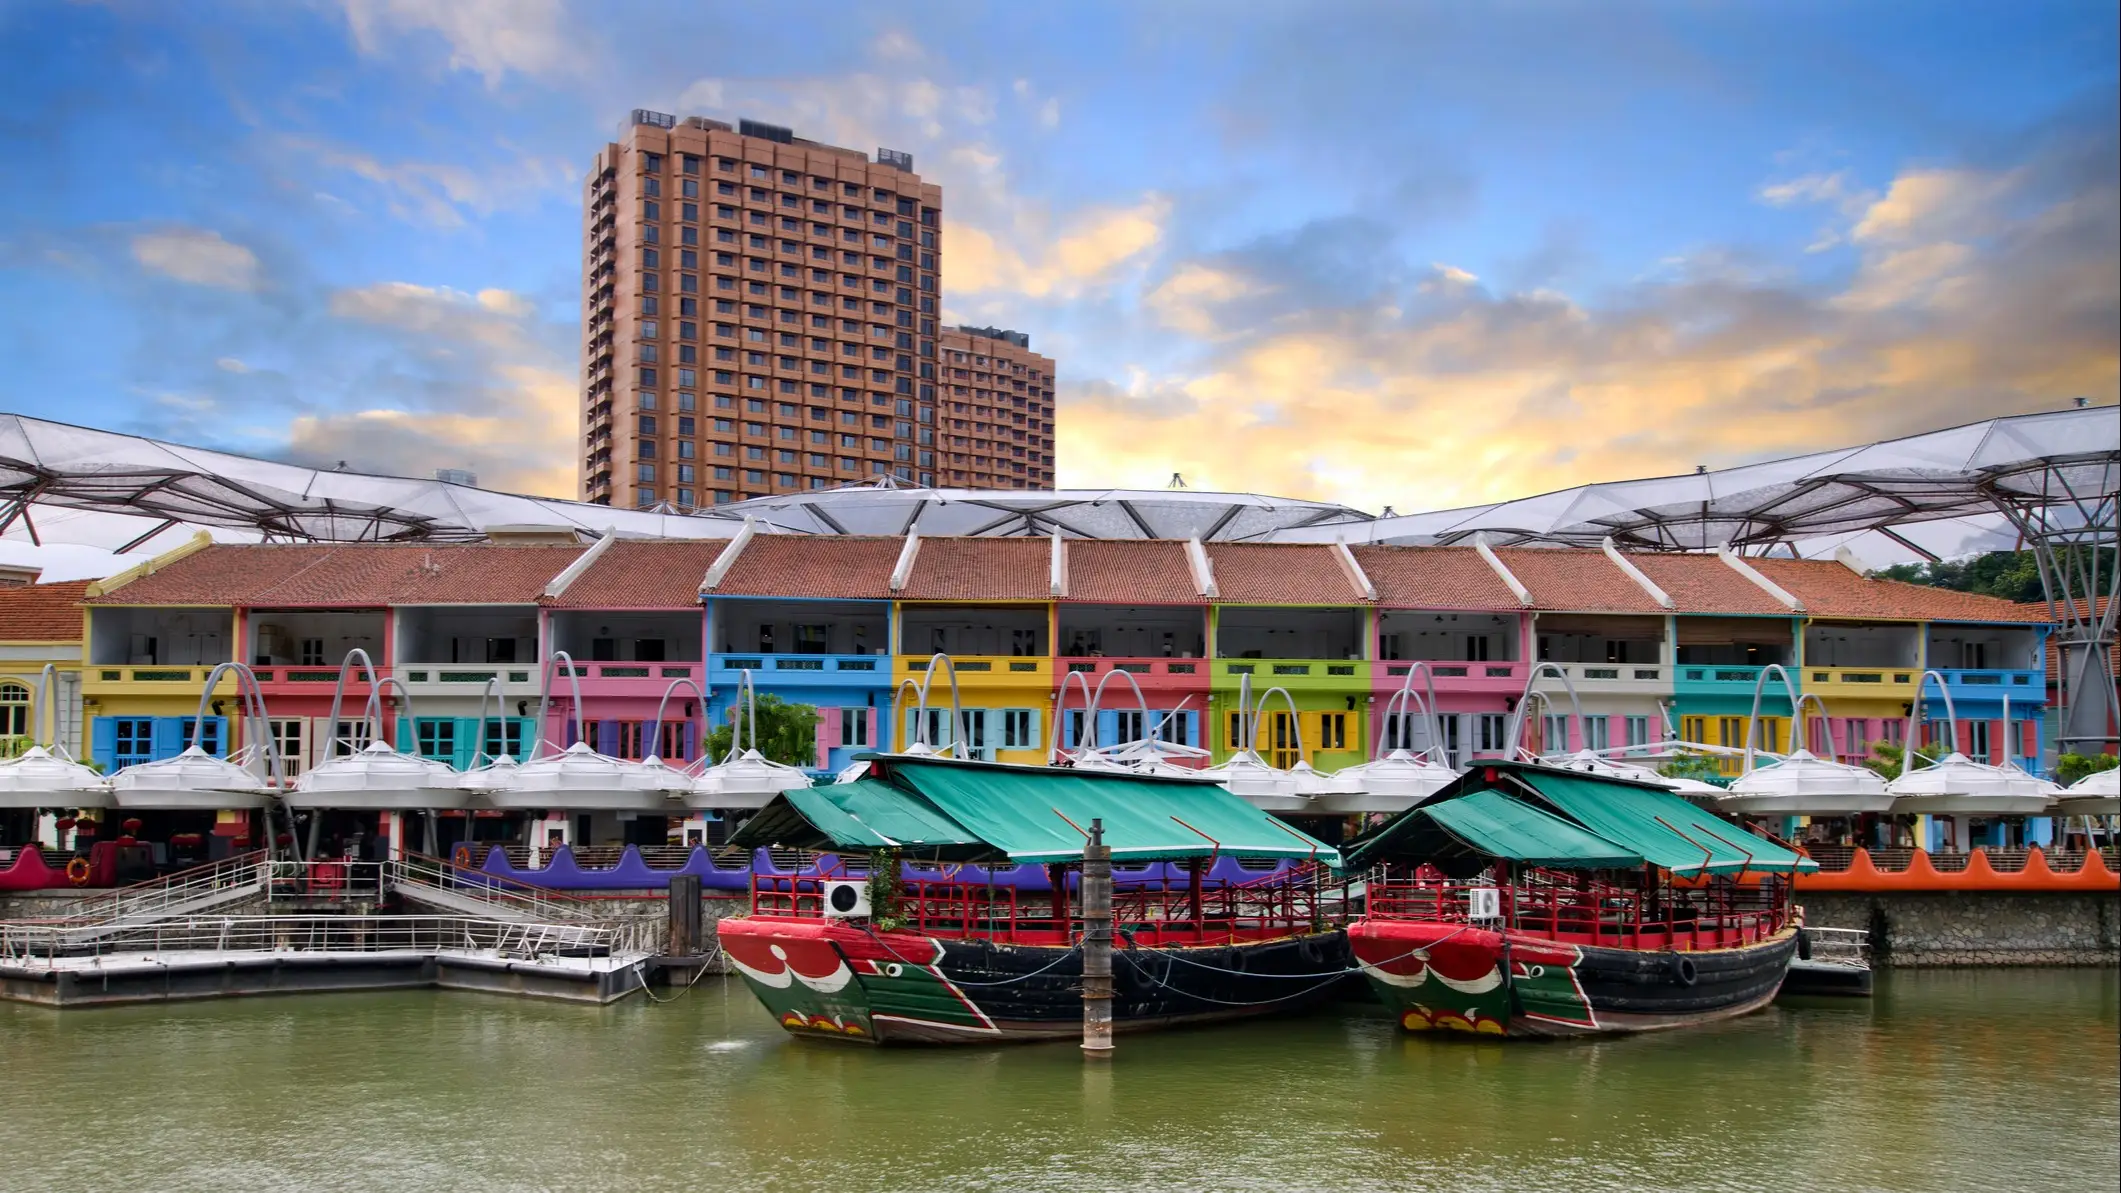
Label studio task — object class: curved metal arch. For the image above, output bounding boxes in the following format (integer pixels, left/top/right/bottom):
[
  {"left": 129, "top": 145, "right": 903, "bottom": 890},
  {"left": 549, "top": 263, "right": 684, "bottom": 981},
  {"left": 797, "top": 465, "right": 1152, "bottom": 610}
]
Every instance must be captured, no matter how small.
[
  {"left": 1898, "top": 670, "right": 1962, "bottom": 776},
  {"left": 192, "top": 660, "right": 296, "bottom": 859},
  {"left": 901, "top": 654, "right": 969, "bottom": 760},
  {"left": 1379, "top": 661, "right": 1447, "bottom": 764},
  {"left": 1740, "top": 663, "right": 1805, "bottom": 775},
  {"left": 649, "top": 677, "right": 709, "bottom": 765},
  {"left": 1087, "top": 667, "right": 1153, "bottom": 746},
  {"left": 1250, "top": 685, "right": 1306, "bottom": 759},
  {"left": 1793, "top": 691, "right": 1839, "bottom": 760},
  {"left": 363, "top": 677, "right": 422, "bottom": 757},
  {"left": 322, "top": 648, "right": 384, "bottom": 756},
  {"left": 1048, "top": 669, "right": 1097, "bottom": 762},
  {"left": 1507, "top": 662, "right": 1585, "bottom": 758},
  {"left": 468, "top": 677, "right": 508, "bottom": 767},
  {"left": 534, "top": 650, "right": 590, "bottom": 759}
]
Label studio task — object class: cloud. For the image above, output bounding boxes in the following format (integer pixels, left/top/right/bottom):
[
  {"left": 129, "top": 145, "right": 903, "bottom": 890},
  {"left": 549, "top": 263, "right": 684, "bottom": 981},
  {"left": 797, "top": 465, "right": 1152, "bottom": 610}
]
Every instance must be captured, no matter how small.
[
  {"left": 1146, "top": 263, "right": 1266, "bottom": 336},
  {"left": 296, "top": 281, "right": 578, "bottom": 494},
  {"left": 338, "top": 0, "right": 573, "bottom": 86},
  {"left": 1053, "top": 128, "right": 2118, "bottom": 513},
  {"left": 947, "top": 196, "right": 1170, "bottom": 300},
  {"left": 129, "top": 227, "right": 261, "bottom": 289},
  {"left": 280, "top": 136, "right": 574, "bottom": 228}
]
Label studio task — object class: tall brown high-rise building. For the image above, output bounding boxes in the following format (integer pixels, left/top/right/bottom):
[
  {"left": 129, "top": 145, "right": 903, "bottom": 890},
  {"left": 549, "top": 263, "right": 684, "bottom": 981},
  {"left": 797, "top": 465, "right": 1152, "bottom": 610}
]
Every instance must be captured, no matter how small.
[
  {"left": 937, "top": 326, "right": 1055, "bottom": 487},
  {"left": 580, "top": 109, "right": 1056, "bottom": 510}
]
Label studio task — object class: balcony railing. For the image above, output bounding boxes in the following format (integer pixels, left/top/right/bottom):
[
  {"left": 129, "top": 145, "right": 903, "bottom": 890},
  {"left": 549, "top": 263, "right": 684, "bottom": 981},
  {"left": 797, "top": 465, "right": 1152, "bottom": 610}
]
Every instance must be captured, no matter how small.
[
  {"left": 1807, "top": 668, "right": 1918, "bottom": 688},
  {"left": 395, "top": 666, "right": 539, "bottom": 687},
  {"left": 1927, "top": 667, "right": 2042, "bottom": 692},
  {"left": 569, "top": 662, "right": 703, "bottom": 681},
  {"left": 713, "top": 653, "right": 888, "bottom": 676},
  {"left": 1535, "top": 662, "right": 1671, "bottom": 685},
  {"left": 1380, "top": 661, "right": 1523, "bottom": 684},
  {"left": 1057, "top": 657, "right": 1206, "bottom": 680},
  {"left": 86, "top": 666, "right": 236, "bottom": 685},
  {"left": 1211, "top": 658, "right": 1368, "bottom": 684},
  {"left": 900, "top": 655, "right": 1051, "bottom": 680}
]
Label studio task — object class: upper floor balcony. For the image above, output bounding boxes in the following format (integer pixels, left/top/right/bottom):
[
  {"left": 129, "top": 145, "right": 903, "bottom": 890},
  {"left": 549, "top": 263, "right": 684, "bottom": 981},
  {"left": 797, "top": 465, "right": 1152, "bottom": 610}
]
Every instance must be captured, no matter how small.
[
  {"left": 246, "top": 609, "right": 385, "bottom": 701},
  {"left": 391, "top": 606, "right": 542, "bottom": 702},
  {"left": 1056, "top": 604, "right": 1209, "bottom": 694},
  {"left": 898, "top": 605, "right": 1052, "bottom": 691},
  {"left": 1671, "top": 617, "right": 1798, "bottom": 704},
  {"left": 1214, "top": 606, "right": 1370, "bottom": 692},
  {"left": 1804, "top": 621, "right": 1921, "bottom": 704},
  {"left": 1924, "top": 624, "right": 2046, "bottom": 708},
  {"left": 551, "top": 609, "right": 702, "bottom": 694},
  {"left": 83, "top": 608, "right": 235, "bottom": 698},
  {"left": 709, "top": 599, "right": 892, "bottom": 690},
  {"left": 1533, "top": 614, "right": 1670, "bottom": 698},
  {"left": 1376, "top": 610, "right": 1524, "bottom": 696}
]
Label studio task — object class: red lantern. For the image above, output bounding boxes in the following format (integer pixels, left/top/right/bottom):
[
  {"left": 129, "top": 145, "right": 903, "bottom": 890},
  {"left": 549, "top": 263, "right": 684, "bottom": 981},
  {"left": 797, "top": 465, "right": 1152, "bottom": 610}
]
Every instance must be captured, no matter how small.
[
  {"left": 54, "top": 817, "right": 76, "bottom": 831},
  {"left": 121, "top": 818, "right": 143, "bottom": 834}
]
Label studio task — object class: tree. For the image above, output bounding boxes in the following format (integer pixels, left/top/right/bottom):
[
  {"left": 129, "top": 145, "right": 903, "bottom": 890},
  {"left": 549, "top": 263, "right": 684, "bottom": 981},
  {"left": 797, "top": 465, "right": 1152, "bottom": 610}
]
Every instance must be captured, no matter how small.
[
  {"left": 2056, "top": 752, "right": 2120, "bottom": 787},
  {"left": 703, "top": 694, "right": 820, "bottom": 768},
  {"left": 1863, "top": 741, "right": 1942, "bottom": 781},
  {"left": 1658, "top": 754, "right": 1728, "bottom": 786},
  {"left": 1872, "top": 546, "right": 2114, "bottom": 605}
]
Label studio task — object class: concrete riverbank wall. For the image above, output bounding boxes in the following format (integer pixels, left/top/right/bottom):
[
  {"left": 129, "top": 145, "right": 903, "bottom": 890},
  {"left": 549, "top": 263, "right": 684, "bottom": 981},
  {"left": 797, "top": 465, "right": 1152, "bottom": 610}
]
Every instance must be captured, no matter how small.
[{"left": 1802, "top": 891, "right": 2121, "bottom": 967}]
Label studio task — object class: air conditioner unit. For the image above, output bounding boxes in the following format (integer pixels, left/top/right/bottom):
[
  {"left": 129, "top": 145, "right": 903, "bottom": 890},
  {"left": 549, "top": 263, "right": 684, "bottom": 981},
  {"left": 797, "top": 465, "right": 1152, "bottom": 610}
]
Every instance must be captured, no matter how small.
[
  {"left": 822, "top": 880, "right": 872, "bottom": 919},
  {"left": 1467, "top": 887, "right": 1502, "bottom": 921}
]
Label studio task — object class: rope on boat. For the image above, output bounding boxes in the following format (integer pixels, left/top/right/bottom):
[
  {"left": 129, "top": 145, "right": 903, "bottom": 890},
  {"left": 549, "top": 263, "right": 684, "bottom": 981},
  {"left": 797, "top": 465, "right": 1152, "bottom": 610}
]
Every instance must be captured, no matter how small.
[
  {"left": 1114, "top": 951, "right": 1356, "bottom": 1008},
  {"left": 630, "top": 940, "right": 725, "bottom": 1005},
  {"left": 860, "top": 927, "right": 1087, "bottom": 987}
]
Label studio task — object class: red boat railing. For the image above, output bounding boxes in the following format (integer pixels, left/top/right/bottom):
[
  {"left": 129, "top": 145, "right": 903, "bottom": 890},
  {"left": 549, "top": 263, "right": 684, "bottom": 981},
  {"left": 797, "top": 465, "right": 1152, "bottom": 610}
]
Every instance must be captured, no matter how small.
[
  {"left": 1367, "top": 867, "right": 1791, "bottom": 953},
  {"left": 749, "top": 861, "right": 1349, "bottom": 948}
]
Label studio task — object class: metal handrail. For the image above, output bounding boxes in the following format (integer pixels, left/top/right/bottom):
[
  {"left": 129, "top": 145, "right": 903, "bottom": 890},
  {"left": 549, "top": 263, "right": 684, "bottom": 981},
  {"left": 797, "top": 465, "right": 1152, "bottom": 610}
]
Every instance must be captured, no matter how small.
[
  {"left": 44, "top": 851, "right": 273, "bottom": 926},
  {"left": 0, "top": 913, "right": 661, "bottom": 967},
  {"left": 382, "top": 853, "right": 641, "bottom": 922}
]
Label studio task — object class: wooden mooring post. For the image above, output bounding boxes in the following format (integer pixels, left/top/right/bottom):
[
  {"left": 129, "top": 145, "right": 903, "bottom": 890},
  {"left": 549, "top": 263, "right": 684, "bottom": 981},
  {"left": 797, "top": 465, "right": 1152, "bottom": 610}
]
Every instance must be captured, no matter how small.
[
  {"left": 668, "top": 873, "right": 702, "bottom": 959},
  {"left": 1081, "top": 818, "right": 1114, "bottom": 1060}
]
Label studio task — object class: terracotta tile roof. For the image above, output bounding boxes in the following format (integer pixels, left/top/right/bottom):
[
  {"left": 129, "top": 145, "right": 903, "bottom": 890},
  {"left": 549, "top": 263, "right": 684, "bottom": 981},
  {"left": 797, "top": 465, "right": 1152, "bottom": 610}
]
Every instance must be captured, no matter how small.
[
  {"left": 547, "top": 540, "right": 721, "bottom": 608},
  {"left": 708, "top": 535, "right": 900, "bottom": 600},
  {"left": 1750, "top": 558, "right": 2053, "bottom": 623},
  {"left": 898, "top": 538, "right": 1051, "bottom": 601},
  {"left": 1489, "top": 548, "right": 1662, "bottom": 613},
  {"left": 1205, "top": 544, "right": 1363, "bottom": 604},
  {"left": 1355, "top": 546, "right": 1520, "bottom": 609},
  {"left": 88, "top": 544, "right": 582, "bottom": 607},
  {"left": 0, "top": 580, "right": 91, "bottom": 641},
  {"left": 1625, "top": 553, "right": 1786, "bottom": 615},
  {"left": 1064, "top": 541, "right": 1199, "bottom": 604}
]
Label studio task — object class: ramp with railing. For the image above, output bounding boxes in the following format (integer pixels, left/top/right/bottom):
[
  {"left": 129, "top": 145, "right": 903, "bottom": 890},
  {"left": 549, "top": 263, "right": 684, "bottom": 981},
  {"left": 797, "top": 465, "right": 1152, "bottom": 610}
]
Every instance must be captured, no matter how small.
[{"left": 382, "top": 854, "right": 657, "bottom": 923}]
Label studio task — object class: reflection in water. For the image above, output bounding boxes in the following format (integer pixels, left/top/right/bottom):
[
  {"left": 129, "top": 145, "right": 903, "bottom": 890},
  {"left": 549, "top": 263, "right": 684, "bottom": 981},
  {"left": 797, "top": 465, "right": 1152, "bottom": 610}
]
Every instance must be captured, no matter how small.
[{"left": 2, "top": 970, "right": 2114, "bottom": 1192}]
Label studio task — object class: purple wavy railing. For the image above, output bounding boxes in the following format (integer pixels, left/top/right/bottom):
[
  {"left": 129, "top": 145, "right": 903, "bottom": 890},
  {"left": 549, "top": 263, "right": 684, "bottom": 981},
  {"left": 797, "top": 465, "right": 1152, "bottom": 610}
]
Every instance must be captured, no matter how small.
[{"left": 475, "top": 846, "right": 1297, "bottom": 893}]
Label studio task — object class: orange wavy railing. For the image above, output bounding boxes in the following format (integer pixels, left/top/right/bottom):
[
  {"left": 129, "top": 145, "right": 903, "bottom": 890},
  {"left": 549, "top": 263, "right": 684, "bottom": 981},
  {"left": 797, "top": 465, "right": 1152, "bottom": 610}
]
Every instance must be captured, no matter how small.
[{"left": 1796, "top": 847, "right": 2119, "bottom": 892}]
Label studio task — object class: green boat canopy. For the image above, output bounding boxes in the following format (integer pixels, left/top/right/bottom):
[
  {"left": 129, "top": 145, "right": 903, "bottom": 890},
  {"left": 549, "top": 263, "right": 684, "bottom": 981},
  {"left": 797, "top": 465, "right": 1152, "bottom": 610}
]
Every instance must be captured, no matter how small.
[
  {"left": 738, "top": 779, "right": 990, "bottom": 859},
  {"left": 731, "top": 755, "right": 1342, "bottom": 868},
  {"left": 1342, "top": 760, "right": 1817, "bottom": 877},
  {"left": 1512, "top": 770, "right": 1817, "bottom": 876},
  {"left": 1343, "top": 788, "right": 1644, "bottom": 874}
]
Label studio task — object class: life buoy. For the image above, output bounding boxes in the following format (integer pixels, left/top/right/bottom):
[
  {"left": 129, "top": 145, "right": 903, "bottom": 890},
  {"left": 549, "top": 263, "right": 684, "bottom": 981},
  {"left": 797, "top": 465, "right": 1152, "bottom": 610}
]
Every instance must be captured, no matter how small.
[
  {"left": 451, "top": 844, "right": 475, "bottom": 870},
  {"left": 1669, "top": 953, "right": 1698, "bottom": 988},
  {"left": 65, "top": 856, "right": 91, "bottom": 887}
]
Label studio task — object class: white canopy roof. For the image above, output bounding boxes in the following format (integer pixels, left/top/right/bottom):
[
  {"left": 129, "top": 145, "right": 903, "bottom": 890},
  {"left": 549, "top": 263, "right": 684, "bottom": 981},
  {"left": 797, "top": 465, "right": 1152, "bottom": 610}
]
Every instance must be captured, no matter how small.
[
  {"left": 1273, "top": 405, "right": 2118, "bottom": 550},
  {"left": 7, "top": 406, "right": 2106, "bottom": 557}
]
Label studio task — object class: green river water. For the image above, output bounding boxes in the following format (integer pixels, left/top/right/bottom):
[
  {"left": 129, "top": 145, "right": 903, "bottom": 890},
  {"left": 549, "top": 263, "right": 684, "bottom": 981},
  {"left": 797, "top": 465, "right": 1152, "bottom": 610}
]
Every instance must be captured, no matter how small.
[{"left": 3, "top": 969, "right": 2115, "bottom": 1192}]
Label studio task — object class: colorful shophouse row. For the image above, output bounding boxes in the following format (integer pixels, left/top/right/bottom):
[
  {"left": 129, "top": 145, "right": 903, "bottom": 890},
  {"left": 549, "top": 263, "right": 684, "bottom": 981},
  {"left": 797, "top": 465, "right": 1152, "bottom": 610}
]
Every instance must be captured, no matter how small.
[{"left": 0, "top": 530, "right": 2054, "bottom": 780}]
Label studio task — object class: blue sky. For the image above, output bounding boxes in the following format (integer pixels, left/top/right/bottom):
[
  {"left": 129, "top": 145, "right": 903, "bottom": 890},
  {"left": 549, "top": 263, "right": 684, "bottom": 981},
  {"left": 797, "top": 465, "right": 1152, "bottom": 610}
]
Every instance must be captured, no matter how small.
[{"left": 0, "top": 0, "right": 2114, "bottom": 513}]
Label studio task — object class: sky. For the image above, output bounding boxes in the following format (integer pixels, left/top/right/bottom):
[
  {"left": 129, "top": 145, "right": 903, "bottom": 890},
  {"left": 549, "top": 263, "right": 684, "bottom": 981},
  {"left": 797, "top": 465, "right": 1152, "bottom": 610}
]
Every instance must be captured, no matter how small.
[{"left": 0, "top": 0, "right": 2115, "bottom": 520}]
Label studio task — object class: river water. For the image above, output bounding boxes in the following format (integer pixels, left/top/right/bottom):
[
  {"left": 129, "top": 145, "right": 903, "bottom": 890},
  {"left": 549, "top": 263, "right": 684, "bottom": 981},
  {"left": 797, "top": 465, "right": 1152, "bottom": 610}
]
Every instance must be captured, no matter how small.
[{"left": 3, "top": 969, "right": 2114, "bottom": 1192}]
